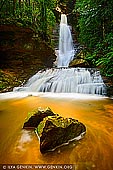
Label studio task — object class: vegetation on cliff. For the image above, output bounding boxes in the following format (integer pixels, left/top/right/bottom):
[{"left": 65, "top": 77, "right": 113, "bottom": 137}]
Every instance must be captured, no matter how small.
[
  {"left": 1, "top": 0, "right": 57, "bottom": 39},
  {"left": 74, "top": 0, "right": 113, "bottom": 78}
]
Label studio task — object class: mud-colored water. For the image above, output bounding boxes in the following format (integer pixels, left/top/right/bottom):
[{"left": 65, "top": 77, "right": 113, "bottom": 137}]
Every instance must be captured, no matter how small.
[{"left": 0, "top": 93, "right": 113, "bottom": 170}]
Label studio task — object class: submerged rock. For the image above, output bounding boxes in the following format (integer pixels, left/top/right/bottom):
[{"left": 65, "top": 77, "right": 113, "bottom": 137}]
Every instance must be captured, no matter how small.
[
  {"left": 23, "top": 107, "right": 55, "bottom": 128},
  {"left": 36, "top": 114, "right": 86, "bottom": 154}
]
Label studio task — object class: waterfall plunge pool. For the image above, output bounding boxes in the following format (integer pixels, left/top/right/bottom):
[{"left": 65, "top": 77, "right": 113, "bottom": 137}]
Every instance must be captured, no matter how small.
[{"left": 0, "top": 92, "right": 113, "bottom": 170}]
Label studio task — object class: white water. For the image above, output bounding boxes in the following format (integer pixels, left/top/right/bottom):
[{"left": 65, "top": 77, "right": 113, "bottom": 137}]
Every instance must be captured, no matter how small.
[
  {"left": 55, "top": 14, "right": 75, "bottom": 67},
  {"left": 13, "top": 68, "right": 106, "bottom": 95},
  {"left": 12, "top": 14, "right": 106, "bottom": 95}
]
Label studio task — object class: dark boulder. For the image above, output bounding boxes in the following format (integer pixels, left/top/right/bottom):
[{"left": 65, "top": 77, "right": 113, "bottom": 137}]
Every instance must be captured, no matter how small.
[
  {"left": 36, "top": 114, "right": 86, "bottom": 154},
  {"left": 23, "top": 107, "right": 55, "bottom": 128}
]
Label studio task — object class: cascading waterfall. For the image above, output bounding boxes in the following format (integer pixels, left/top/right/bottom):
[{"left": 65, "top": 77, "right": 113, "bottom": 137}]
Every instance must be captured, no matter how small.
[
  {"left": 56, "top": 14, "right": 75, "bottom": 68},
  {"left": 14, "top": 68, "right": 106, "bottom": 95},
  {"left": 13, "top": 14, "right": 106, "bottom": 95}
]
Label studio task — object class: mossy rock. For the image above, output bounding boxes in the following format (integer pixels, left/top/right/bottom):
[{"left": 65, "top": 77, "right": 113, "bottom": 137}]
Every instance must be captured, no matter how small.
[
  {"left": 36, "top": 114, "right": 86, "bottom": 154},
  {"left": 69, "top": 59, "right": 89, "bottom": 67},
  {"left": 23, "top": 107, "right": 55, "bottom": 129}
]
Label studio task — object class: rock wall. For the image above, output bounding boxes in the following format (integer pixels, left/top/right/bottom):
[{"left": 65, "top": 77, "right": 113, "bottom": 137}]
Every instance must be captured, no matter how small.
[{"left": 0, "top": 25, "right": 55, "bottom": 91}]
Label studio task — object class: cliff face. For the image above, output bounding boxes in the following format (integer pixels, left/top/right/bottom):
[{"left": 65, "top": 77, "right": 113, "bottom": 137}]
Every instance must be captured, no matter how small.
[{"left": 0, "top": 25, "right": 55, "bottom": 92}]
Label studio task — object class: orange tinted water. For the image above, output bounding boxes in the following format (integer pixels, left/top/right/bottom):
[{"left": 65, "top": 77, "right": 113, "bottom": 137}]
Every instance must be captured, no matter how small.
[{"left": 0, "top": 94, "right": 113, "bottom": 170}]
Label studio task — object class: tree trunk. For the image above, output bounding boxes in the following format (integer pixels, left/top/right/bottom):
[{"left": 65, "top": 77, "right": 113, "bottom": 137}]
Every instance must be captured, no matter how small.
[
  {"left": 102, "top": 20, "right": 105, "bottom": 39},
  {"left": 13, "top": 0, "right": 16, "bottom": 16},
  {"left": 19, "top": 0, "right": 21, "bottom": 9}
]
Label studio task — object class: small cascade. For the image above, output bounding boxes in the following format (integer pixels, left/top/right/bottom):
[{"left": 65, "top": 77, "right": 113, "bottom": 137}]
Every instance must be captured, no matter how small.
[{"left": 14, "top": 68, "right": 106, "bottom": 95}]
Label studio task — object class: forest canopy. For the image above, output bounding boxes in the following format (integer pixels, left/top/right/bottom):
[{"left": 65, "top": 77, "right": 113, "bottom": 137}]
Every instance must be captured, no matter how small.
[
  {"left": 74, "top": 0, "right": 113, "bottom": 77},
  {"left": 0, "top": 0, "right": 113, "bottom": 78},
  {"left": 0, "top": 0, "right": 57, "bottom": 39}
]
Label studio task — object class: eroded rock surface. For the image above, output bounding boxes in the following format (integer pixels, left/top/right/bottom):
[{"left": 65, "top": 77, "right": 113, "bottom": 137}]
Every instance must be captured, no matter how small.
[
  {"left": 36, "top": 114, "right": 86, "bottom": 153},
  {"left": 23, "top": 107, "right": 86, "bottom": 154},
  {"left": 23, "top": 107, "right": 55, "bottom": 128}
]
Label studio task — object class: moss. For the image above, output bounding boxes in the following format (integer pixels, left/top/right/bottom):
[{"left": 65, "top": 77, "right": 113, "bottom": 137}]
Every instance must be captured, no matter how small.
[
  {"left": 23, "top": 107, "right": 55, "bottom": 129},
  {"left": 0, "top": 69, "right": 19, "bottom": 92},
  {"left": 36, "top": 115, "right": 79, "bottom": 137}
]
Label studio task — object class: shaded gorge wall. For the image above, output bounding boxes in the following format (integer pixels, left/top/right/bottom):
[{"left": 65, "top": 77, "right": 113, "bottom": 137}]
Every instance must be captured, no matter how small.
[{"left": 0, "top": 25, "right": 56, "bottom": 92}]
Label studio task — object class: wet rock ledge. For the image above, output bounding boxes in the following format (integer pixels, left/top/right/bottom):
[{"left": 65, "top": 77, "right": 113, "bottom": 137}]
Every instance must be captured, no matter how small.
[{"left": 23, "top": 107, "right": 86, "bottom": 154}]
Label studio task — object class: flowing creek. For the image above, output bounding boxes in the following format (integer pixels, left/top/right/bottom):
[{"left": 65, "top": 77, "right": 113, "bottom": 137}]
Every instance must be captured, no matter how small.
[{"left": 0, "top": 93, "right": 113, "bottom": 170}]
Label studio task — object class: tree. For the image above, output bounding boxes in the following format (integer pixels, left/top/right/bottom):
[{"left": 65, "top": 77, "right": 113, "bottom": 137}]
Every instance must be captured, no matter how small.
[
  {"left": 0, "top": 0, "right": 57, "bottom": 41},
  {"left": 74, "top": 0, "right": 113, "bottom": 77}
]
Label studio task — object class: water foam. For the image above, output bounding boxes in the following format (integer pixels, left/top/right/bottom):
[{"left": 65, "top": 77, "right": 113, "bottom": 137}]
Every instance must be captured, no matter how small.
[{"left": 13, "top": 68, "right": 106, "bottom": 95}]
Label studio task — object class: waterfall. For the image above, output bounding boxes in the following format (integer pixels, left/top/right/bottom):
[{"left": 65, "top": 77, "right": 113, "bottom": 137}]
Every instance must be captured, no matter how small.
[
  {"left": 56, "top": 14, "right": 75, "bottom": 68},
  {"left": 14, "top": 68, "right": 106, "bottom": 95},
  {"left": 13, "top": 14, "right": 106, "bottom": 95}
]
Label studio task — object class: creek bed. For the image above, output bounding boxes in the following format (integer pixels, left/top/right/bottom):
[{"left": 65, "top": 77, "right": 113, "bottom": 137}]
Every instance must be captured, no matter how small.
[{"left": 0, "top": 93, "right": 113, "bottom": 170}]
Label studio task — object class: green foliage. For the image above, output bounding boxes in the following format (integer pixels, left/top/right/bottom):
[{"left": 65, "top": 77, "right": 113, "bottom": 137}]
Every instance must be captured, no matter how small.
[
  {"left": 96, "top": 52, "right": 113, "bottom": 77},
  {"left": 0, "top": 0, "right": 57, "bottom": 40},
  {"left": 0, "top": 69, "right": 18, "bottom": 91},
  {"left": 85, "top": 33, "right": 113, "bottom": 77},
  {"left": 95, "top": 33, "right": 113, "bottom": 77},
  {"left": 34, "top": 0, "right": 56, "bottom": 39},
  {"left": 74, "top": 0, "right": 113, "bottom": 77},
  {"left": 75, "top": 0, "right": 113, "bottom": 48}
]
